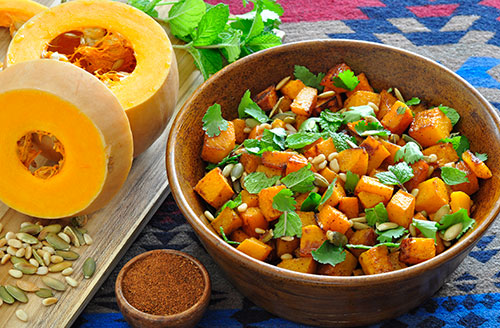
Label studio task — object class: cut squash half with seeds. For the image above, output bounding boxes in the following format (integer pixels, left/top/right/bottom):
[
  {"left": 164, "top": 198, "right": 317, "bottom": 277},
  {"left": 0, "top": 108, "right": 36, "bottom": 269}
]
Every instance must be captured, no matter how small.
[
  {"left": 0, "top": 60, "right": 133, "bottom": 218},
  {"left": 0, "top": 0, "right": 46, "bottom": 36},
  {"left": 7, "top": 0, "right": 179, "bottom": 156}
]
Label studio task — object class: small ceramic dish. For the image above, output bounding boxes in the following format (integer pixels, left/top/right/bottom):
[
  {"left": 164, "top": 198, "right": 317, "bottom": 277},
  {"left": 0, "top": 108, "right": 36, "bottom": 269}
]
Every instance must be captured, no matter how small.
[{"left": 115, "top": 249, "right": 211, "bottom": 328}]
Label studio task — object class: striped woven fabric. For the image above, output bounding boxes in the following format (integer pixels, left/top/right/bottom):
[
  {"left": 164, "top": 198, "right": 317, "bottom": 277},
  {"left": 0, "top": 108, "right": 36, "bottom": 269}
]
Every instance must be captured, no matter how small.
[{"left": 76, "top": 1, "right": 500, "bottom": 327}]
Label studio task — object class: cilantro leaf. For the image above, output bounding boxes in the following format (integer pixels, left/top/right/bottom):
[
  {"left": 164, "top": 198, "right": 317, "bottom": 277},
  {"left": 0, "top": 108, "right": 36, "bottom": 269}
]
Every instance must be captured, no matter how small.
[
  {"left": 376, "top": 162, "right": 414, "bottom": 187},
  {"left": 354, "top": 120, "right": 391, "bottom": 137},
  {"left": 376, "top": 226, "right": 407, "bottom": 243},
  {"left": 405, "top": 97, "right": 421, "bottom": 106},
  {"left": 300, "top": 192, "right": 321, "bottom": 211},
  {"left": 438, "top": 105, "right": 460, "bottom": 126},
  {"left": 274, "top": 211, "right": 302, "bottom": 238},
  {"left": 281, "top": 164, "right": 315, "bottom": 193},
  {"left": 346, "top": 242, "right": 400, "bottom": 250},
  {"left": 206, "top": 154, "right": 241, "bottom": 170},
  {"left": 475, "top": 152, "right": 488, "bottom": 162},
  {"left": 299, "top": 117, "right": 321, "bottom": 133},
  {"left": 438, "top": 135, "right": 469, "bottom": 157},
  {"left": 365, "top": 203, "right": 389, "bottom": 227},
  {"left": 412, "top": 219, "right": 438, "bottom": 241},
  {"left": 311, "top": 241, "right": 346, "bottom": 266},
  {"left": 238, "top": 90, "right": 269, "bottom": 123},
  {"left": 243, "top": 172, "right": 280, "bottom": 194},
  {"left": 332, "top": 70, "right": 359, "bottom": 91},
  {"left": 319, "top": 178, "right": 337, "bottom": 206},
  {"left": 127, "top": 0, "right": 162, "bottom": 17},
  {"left": 394, "top": 142, "right": 423, "bottom": 164},
  {"left": 202, "top": 104, "right": 228, "bottom": 137},
  {"left": 217, "top": 193, "right": 242, "bottom": 215},
  {"left": 220, "top": 227, "right": 241, "bottom": 245},
  {"left": 319, "top": 110, "right": 343, "bottom": 133},
  {"left": 437, "top": 208, "right": 475, "bottom": 239},
  {"left": 343, "top": 105, "right": 376, "bottom": 123},
  {"left": 168, "top": 0, "right": 206, "bottom": 39},
  {"left": 260, "top": 128, "right": 286, "bottom": 150},
  {"left": 329, "top": 132, "right": 356, "bottom": 152},
  {"left": 193, "top": 4, "right": 229, "bottom": 46},
  {"left": 272, "top": 188, "right": 296, "bottom": 212},
  {"left": 344, "top": 171, "right": 359, "bottom": 194},
  {"left": 286, "top": 132, "right": 322, "bottom": 149},
  {"left": 441, "top": 166, "right": 469, "bottom": 186},
  {"left": 294, "top": 65, "right": 325, "bottom": 92}
]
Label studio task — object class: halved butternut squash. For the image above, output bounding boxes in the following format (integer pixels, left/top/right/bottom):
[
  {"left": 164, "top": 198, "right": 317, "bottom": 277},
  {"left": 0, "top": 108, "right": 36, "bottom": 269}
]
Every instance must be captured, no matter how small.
[{"left": 0, "top": 0, "right": 46, "bottom": 36}]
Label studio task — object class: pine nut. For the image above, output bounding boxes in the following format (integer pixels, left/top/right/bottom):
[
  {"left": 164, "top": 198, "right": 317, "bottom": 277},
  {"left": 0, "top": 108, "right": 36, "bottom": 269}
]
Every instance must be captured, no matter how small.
[
  {"left": 327, "top": 152, "right": 338, "bottom": 161},
  {"left": 276, "top": 76, "right": 291, "bottom": 91},
  {"left": 367, "top": 101, "right": 379, "bottom": 112},
  {"left": 443, "top": 162, "right": 454, "bottom": 168},
  {"left": 1, "top": 253, "right": 11, "bottom": 264},
  {"left": 311, "top": 187, "right": 319, "bottom": 193},
  {"left": 204, "top": 211, "right": 215, "bottom": 221},
  {"left": 0, "top": 250, "right": 4, "bottom": 258},
  {"left": 429, "top": 154, "right": 438, "bottom": 162},
  {"left": 352, "top": 222, "right": 370, "bottom": 230},
  {"left": 285, "top": 123, "right": 297, "bottom": 133},
  {"left": 394, "top": 88, "right": 404, "bottom": 103},
  {"left": 84, "top": 234, "right": 93, "bottom": 245},
  {"left": 42, "top": 246, "right": 55, "bottom": 255},
  {"left": 25, "top": 246, "right": 32, "bottom": 260},
  {"left": 65, "top": 276, "right": 79, "bottom": 288},
  {"left": 443, "top": 240, "right": 452, "bottom": 247},
  {"left": 318, "top": 90, "right": 335, "bottom": 99},
  {"left": 15, "top": 248, "right": 25, "bottom": 258},
  {"left": 329, "top": 159, "right": 340, "bottom": 173},
  {"left": 29, "top": 258, "right": 39, "bottom": 267},
  {"left": 57, "top": 232, "right": 71, "bottom": 244},
  {"left": 36, "top": 266, "right": 48, "bottom": 275},
  {"left": 411, "top": 188, "right": 419, "bottom": 197},
  {"left": 62, "top": 267, "right": 73, "bottom": 276},
  {"left": 43, "top": 252, "right": 51, "bottom": 266},
  {"left": 260, "top": 123, "right": 272, "bottom": 130},
  {"left": 255, "top": 228, "right": 266, "bottom": 234},
  {"left": 312, "top": 154, "right": 326, "bottom": 165},
  {"left": 427, "top": 166, "right": 435, "bottom": 177},
  {"left": 377, "top": 222, "right": 399, "bottom": 231},
  {"left": 5, "top": 231, "right": 16, "bottom": 240},
  {"left": 350, "top": 217, "right": 367, "bottom": 223},
  {"left": 339, "top": 173, "right": 347, "bottom": 182},
  {"left": 9, "top": 269, "right": 23, "bottom": 279},
  {"left": 32, "top": 242, "right": 42, "bottom": 249},
  {"left": 7, "top": 246, "right": 17, "bottom": 256},
  {"left": 281, "top": 236, "right": 294, "bottom": 242},
  {"left": 222, "top": 164, "right": 234, "bottom": 177},
  {"left": 243, "top": 127, "right": 251, "bottom": 133},
  {"left": 8, "top": 239, "right": 22, "bottom": 249},
  {"left": 280, "top": 253, "right": 293, "bottom": 260},
  {"left": 42, "top": 297, "right": 58, "bottom": 306},
  {"left": 0, "top": 223, "right": 3, "bottom": 234},
  {"left": 16, "top": 309, "right": 28, "bottom": 322},
  {"left": 237, "top": 203, "right": 248, "bottom": 213},
  {"left": 409, "top": 224, "right": 417, "bottom": 237},
  {"left": 0, "top": 238, "right": 6, "bottom": 247},
  {"left": 50, "top": 255, "right": 64, "bottom": 264},
  {"left": 317, "top": 160, "right": 327, "bottom": 170}
]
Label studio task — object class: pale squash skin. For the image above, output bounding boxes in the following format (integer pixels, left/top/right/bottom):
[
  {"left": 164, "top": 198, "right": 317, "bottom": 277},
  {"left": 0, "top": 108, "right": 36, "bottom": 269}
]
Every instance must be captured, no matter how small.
[
  {"left": 6, "top": 0, "right": 179, "bottom": 157},
  {"left": 0, "top": 60, "right": 133, "bottom": 218}
]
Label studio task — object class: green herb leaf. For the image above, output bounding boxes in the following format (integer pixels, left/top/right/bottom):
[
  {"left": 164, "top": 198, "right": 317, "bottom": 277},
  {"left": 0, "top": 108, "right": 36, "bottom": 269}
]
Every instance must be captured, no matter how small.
[
  {"left": 294, "top": 65, "right": 325, "bottom": 92},
  {"left": 281, "top": 164, "right": 315, "bottom": 193},
  {"left": 311, "top": 241, "right": 346, "bottom": 266},
  {"left": 188, "top": 46, "right": 223, "bottom": 80},
  {"left": 412, "top": 219, "right": 438, "bottom": 241},
  {"left": 245, "top": 32, "right": 282, "bottom": 52},
  {"left": 438, "top": 135, "right": 469, "bottom": 157},
  {"left": 217, "top": 28, "right": 242, "bottom": 63},
  {"left": 319, "top": 110, "right": 343, "bottom": 133},
  {"left": 272, "top": 188, "right": 296, "bottom": 212},
  {"left": 193, "top": 4, "right": 229, "bottom": 46},
  {"left": 168, "top": 0, "right": 206, "bottom": 39},
  {"left": 245, "top": 9, "right": 264, "bottom": 41},
  {"left": 299, "top": 117, "right": 321, "bottom": 133},
  {"left": 202, "top": 103, "right": 228, "bottom": 137},
  {"left": 237, "top": 90, "right": 269, "bottom": 123},
  {"left": 343, "top": 105, "right": 376, "bottom": 123},
  {"left": 387, "top": 88, "right": 393, "bottom": 93},
  {"left": 274, "top": 211, "right": 302, "bottom": 238},
  {"left": 376, "top": 162, "right": 414, "bottom": 186},
  {"left": 441, "top": 166, "right": 469, "bottom": 186},
  {"left": 248, "top": 0, "right": 284, "bottom": 15},
  {"left": 127, "top": 0, "right": 162, "bottom": 17},
  {"left": 220, "top": 227, "right": 240, "bottom": 245},
  {"left": 243, "top": 139, "right": 265, "bottom": 155},
  {"left": 218, "top": 193, "right": 242, "bottom": 215},
  {"left": 405, "top": 97, "right": 421, "bottom": 106},
  {"left": 376, "top": 226, "right": 407, "bottom": 243},
  {"left": 437, "top": 208, "right": 475, "bottom": 239},
  {"left": 206, "top": 153, "right": 241, "bottom": 170},
  {"left": 285, "top": 132, "right": 322, "bottom": 149},
  {"left": 329, "top": 132, "right": 357, "bottom": 152},
  {"left": 344, "top": 171, "right": 360, "bottom": 194},
  {"left": 438, "top": 105, "right": 460, "bottom": 126},
  {"left": 354, "top": 120, "right": 391, "bottom": 137},
  {"left": 300, "top": 192, "right": 321, "bottom": 211},
  {"left": 243, "top": 172, "right": 280, "bottom": 194},
  {"left": 260, "top": 128, "right": 287, "bottom": 150},
  {"left": 319, "top": 178, "right": 338, "bottom": 206},
  {"left": 396, "top": 106, "right": 407, "bottom": 115},
  {"left": 365, "top": 203, "right": 389, "bottom": 227},
  {"left": 475, "top": 152, "right": 488, "bottom": 162},
  {"left": 332, "top": 70, "right": 359, "bottom": 91},
  {"left": 394, "top": 142, "right": 423, "bottom": 164},
  {"left": 346, "top": 242, "right": 400, "bottom": 250}
]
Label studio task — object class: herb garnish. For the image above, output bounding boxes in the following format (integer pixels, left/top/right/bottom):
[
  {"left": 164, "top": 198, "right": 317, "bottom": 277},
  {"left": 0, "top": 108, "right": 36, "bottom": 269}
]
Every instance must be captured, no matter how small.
[
  {"left": 272, "top": 189, "right": 302, "bottom": 238},
  {"left": 394, "top": 142, "right": 423, "bottom": 164},
  {"left": 332, "top": 70, "right": 359, "bottom": 91},
  {"left": 294, "top": 65, "right": 325, "bottom": 92},
  {"left": 440, "top": 166, "right": 469, "bottom": 186},
  {"left": 375, "top": 162, "right": 414, "bottom": 189},
  {"left": 243, "top": 172, "right": 280, "bottom": 194},
  {"left": 202, "top": 103, "right": 228, "bottom": 137}
]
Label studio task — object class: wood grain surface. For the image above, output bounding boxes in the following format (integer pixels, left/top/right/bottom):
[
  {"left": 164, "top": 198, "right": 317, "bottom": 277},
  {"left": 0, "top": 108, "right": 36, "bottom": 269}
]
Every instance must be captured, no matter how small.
[{"left": 0, "top": 1, "right": 202, "bottom": 327}]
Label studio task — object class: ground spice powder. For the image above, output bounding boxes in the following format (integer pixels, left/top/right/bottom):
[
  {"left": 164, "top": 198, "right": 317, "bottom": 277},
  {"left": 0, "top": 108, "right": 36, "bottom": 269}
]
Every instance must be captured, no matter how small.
[{"left": 122, "top": 252, "right": 204, "bottom": 315}]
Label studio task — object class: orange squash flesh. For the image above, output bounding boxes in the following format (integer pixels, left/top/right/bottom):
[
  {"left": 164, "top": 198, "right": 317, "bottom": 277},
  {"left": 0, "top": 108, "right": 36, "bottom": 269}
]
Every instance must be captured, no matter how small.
[
  {"left": 0, "top": 60, "right": 133, "bottom": 218},
  {"left": 0, "top": 0, "right": 46, "bottom": 36},
  {"left": 6, "top": 0, "right": 179, "bottom": 157}
]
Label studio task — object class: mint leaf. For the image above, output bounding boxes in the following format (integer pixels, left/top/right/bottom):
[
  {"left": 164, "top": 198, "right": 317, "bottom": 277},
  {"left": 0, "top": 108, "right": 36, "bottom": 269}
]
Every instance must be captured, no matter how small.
[
  {"left": 294, "top": 65, "right": 325, "bottom": 92},
  {"left": 397, "top": 106, "right": 407, "bottom": 115},
  {"left": 220, "top": 227, "right": 240, "bottom": 245},
  {"left": 238, "top": 90, "right": 269, "bottom": 123},
  {"left": 412, "top": 219, "right": 438, "bottom": 241},
  {"left": 217, "top": 193, "right": 242, "bottom": 215},
  {"left": 319, "top": 110, "right": 343, "bottom": 133},
  {"left": 193, "top": 4, "right": 229, "bottom": 46},
  {"left": 376, "top": 162, "right": 414, "bottom": 186},
  {"left": 261, "top": 128, "right": 286, "bottom": 150},
  {"left": 285, "top": 132, "right": 321, "bottom": 149},
  {"left": 438, "top": 105, "right": 460, "bottom": 126},
  {"left": 301, "top": 192, "right": 321, "bottom": 211},
  {"left": 395, "top": 142, "right": 423, "bottom": 164},
  {"left": 245, "top": 32, "right": 281, "bottom": 52},
  {"left": 376, "top": 226, "right": 407, "bottom": 243},
  {"left": 243, "top": 172, "right": 280, "bottom": 194},
  {"left": 272, "top": 188, "right": 296, "bottom": 212},
  {"left": 343, "top": 105, "right": 376, "bottom": 123},
  {"left": 344, "top": 171, "right": 360, "bottom": 194},
  {"left": 206, "top": 154, "right": 241, "bottom": 170},
  {"left": 439, "top": 135, "right": 469, "bottom": 157},
  {"left": 243, "top": 139, "right": 268, "bottom": 155},
  {"left": 188, "top": 46, "right": 223, "bottom": 80},
  {"left": 354, "top": 120, "right": 390, "bottom": 137},
  {"left": 405, "top": 97, "right": 421, "bottom": 106},
  {"left": 299, "top": 117, "right": 320, "bottom": 133},
  {"left": 168, "top": 0, "right": 206, "bottom": 38},
  {"left": 217, "top": 28, "right": 242, "bottom": 63},
  {"left": 365, "top": 203, "right": 389, "bottom": 227},
  {"left": 475, "top": 152, "right": 488, "bottom": 162},
  {"left": 332, "top": 70, "right": 359, "bottom": 91},
  {"left": 441, "top": 166, "right": 469, "bottom": 186},
  {"left": 346, "top": 242, "right": 400, "bottom": 250},
  {"left": 202, "top": 103, "right": 228, "bottom": 137},
  {"left": 319, "top": 178, "right": 337, "bottom": 206},
  {"left": 274, "top": 211, "right": 302, "bottom": 238},
  {"left": 127, "top": 0, "right": 162, "bottom": 17},
  {"left": 245, "top": 10, "right": 264, "bottom": 41},
  {"left": 330, "top": 132, "right": 357, "bottom": 152},
  {"left": 249, "top": 0, "right": 284, "bottom": 15},
  {"left": 281, "top": 164, "right": 315, "bottom": 193},
  {"left": 438, "top": 208, "right": 475, "bottom": 239},
  {"left": 311, "top": 241, "right": 346, "bottom": 266}
]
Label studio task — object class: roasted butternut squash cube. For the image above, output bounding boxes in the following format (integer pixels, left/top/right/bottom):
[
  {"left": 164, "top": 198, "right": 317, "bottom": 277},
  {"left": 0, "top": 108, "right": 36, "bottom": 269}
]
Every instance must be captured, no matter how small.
[
  {"left": 256, "top": 164, "right": 283, "bottom": 178},
  {"left": 240, "top": 207, "right": 269, "bottom": 238},
  {"left": 359, "top": 245, "right": 394, "bottom": 275},
  {"left": 404, "top": 160, "right": 430, "bottom": 192},
  {"left": 337, "top": 148, "right": 369, "bottom": 175},
  {"left": 320, "top": 181, "right": 345, "bottom": 208},
  {"left": 317, "top": 251, "right": 358, "bottom": 276},
  {"left": 344, "top": 91, "right": 380, "bottom": 109},
  {"left": 295, "top": 114, "right": 308, "bottom": 130},
  {"left": 379, "top": 139, "right": 401, "bottom": 165},
  {"left": 462, "top": 150, "right": 492, "bottom": 179},
  {"left": 277, "top": 257, "right": 317, "bottom": 274},
  {"left": 399, "top": 238, "right": 436, "bottom": 265},
  {"left": 276, "top": 238, "right": 300, "bottom": 257},
  {"left": 357, "top": 192, "right": 386, "bottom": 209},
  {"left": 211, "top": 207, "right": 242, "bottom": 236},
  {"left": 320, "top": 63, "right": 352, "bottom": 93},
  {"left": 381, "top": 101, "right": 414, "bottom": 135},
  {"left": 201, "top": 121, "right": 236, "bottom": 163},
  {"left": 240, "top": 152, "right": 261, "bottom": 173},
  {"left": 237, "top": 237, "right": 272, "bottom": 261},
  {"left": 346, "top": 73, "right": 374, "bottom": 97},
  {"left": 451, "top": 161, "right": 479, "bottom": 195},
  {"left": 280, "top": 79, "right": 306, "bottom": 99},
  {"left": 285, "top": 154, "right": 309, "bottom": 175},
  {"left": 297, "top": 211, "right": 317, "bottom": 227},
  {"left": 194, "top": 168, "right": 234, "bottom": 208},
  {"left": 319, "top": 167, "right": 339, "bottom": 185},
  {"left": 360, "top": 136, "right": 390, "bottom": 173},
  {"left": 294, "top": 193, "right": 310, "bottom": 211},
  {"left": 291, "top": 86, "right": 317, "bottom": 117},
  {"left": 241, "top": 189, "right": 259, "bottom": 207},
  {"left": 258, "top": 185, "right": 286, "bottom": 221},
  {"left": 315, "top": 138, "right": 337, "bottom": 157},
  {"left": 299, "top": 225, "right": 326, "bottom": 257},
  {"left": 279, "top": 96, "right": 293, "bottom": 112},
  {"left": 377, "top": 89, "right": 397, "bottom": 120},
  {"left": 262, "top": 151, "right": 293, "bottom": 170},
  {"left": 388, "top": 251, "right": 407, "bottom": 270},
  {"left": 415, "top": 177, "right": 449, "bottom": 213},
  {"left": 435, "top": 234, "right": 446, "bottom": 255},
  {"left": 355, "top": 175, "right": 394, "bottom": 205},
  {"left": 317, "top": 205, "right": 350, "bottom": 234},
  {"left": 254, "top": 85, "right": 277, "bottom": 111},
  {"left": 231, "top": 118, "right": 248, "bottom": 144},
  {"left": 387, "top": 190, "right": 415, "bottom": 228},
  {"left": 348, "top": 228, "right": 376, "bottom": 258},
  {"left": 409, "top": 108, "right": 452, "bottom": 147},
  {"left": 423, "top": 143, "right": 458, "bottom": 167},
  {"left": 338, "top": 197, "right": 359, "bottom": 219},
  {"left": 450, "top": 191, "right": 471, "bottom": 214},
  {"left": 230, "top": 229, "right": 250, "bottom": 243},
  {"left": 302, "top": 137, "right": 324, "bottom": 158},
  {"left": 248, "top": 124, "right": 266, "bottom": 140}
]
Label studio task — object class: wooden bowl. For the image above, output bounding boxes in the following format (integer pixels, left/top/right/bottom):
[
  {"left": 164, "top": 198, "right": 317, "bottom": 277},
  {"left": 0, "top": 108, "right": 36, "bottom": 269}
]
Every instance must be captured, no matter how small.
[
  {"left": 115, "top": 249, "right": 211, "bottom": 328},
  {"left": 166, "top": 40, "right": 500, "bottom": 327}
]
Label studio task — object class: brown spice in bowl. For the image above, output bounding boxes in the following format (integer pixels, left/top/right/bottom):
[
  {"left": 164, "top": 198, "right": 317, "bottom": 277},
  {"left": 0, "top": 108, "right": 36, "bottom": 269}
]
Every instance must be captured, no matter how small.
[{"left": 122, "top": 252, "right": 204, "bottom": 315}]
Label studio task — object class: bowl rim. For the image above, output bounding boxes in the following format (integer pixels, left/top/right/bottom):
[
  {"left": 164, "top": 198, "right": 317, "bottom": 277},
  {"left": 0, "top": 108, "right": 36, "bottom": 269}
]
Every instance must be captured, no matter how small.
[
  {"left": 167, "top": 39, "right": 500, "bottom": 286},
  {"left": 115, "top": 249, "right": 211, "bottom": 321}
]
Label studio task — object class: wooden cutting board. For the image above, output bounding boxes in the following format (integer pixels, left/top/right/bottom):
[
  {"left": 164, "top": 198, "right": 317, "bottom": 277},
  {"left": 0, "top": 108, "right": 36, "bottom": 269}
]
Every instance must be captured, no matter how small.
[{"left": 0, "top": 1, "right": 203, "bottom": 327}]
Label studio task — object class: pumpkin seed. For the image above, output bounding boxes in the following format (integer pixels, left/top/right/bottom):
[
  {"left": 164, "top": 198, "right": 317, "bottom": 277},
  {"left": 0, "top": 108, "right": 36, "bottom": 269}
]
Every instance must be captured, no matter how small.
[
  {"left": 36, "top": 266, "right": 48, "bottom": 275},
  {"left": 32, "top": 249, "right": 44, "bottom": 266},
  {"left": 10, "top": 256, "right": 29, "bottom": 265},
  {"left": 8, "top": 269, "right": 23, "bottom": 279},
  {"left": 326, "top": 231, "right": 348, "bottom": 247},
  {"left": 5, "top": 231, "right": 16, "bottom": 240},
  {"left": 71, "top": 215, "right": 88, "bottom": 227},
  {"left": 29, "top": 258, "right": 39, "bottom": 267},
  {"left": 77, "top": 227, "right": 88, "bottom": 235},
  {"left": 42, "top": 277, "right": 67, "bottom": 291},
  {"left": 394, "top": 88, "right": 404, "bottom": 102},
  {"left": 67, "top": 226, "right": 85, "bottom": 246},
  {"left": 46, "top": 233, "right": 70, "bottom": 250},
  {"left": 43, "top": 252, "right": 51, "bottom": 266},
  {"left": 83, "top": 233, "right": 93, "bottom": 245},
  {"left": 42, "top": 246, "right": 55, "bottom": 255},
  {"left": 42, "top": 297, "right": 58, "bottom": 306},
  {"left": 14, "top": 262, "right": 37, "bottom": 274},
  {"left": 0, "top": 238, "right": 6, "bottom": 247},
  {"left": 55, "top": 250, "right": 80, "bottom": 261},
  {"left": 230, "top": 163, "right": 244, "bottom": 182},
  {"left": 38, "top": 224, "right": 62, "bottom": 240},
  {"left": 222, "top": 164, "right": 234, "bottom": 177},
  {"left": 20, "top": 224, "right": 42, "bottom": 235},
  {"left": 35, "top": 288, "right": 54, "bottom": 298},
  {"left": 50, "top": 255, "right": 64, "bottom": 264},
  {"left": 377, "top": 222, "right": 399, "bottom": 231},
  {"left": 7, "top": 238, "right": 22, "bottom": 249},
  {"left": 16, "top": 280, "right": 39, "bottom": 293},
  {"left": 25, "top": 245, "right": 32, "bottom": 260},
  {"left": 352, "top": 222, "right": 370, "bottom": 230},
  {"left": 65, "top": 276, "right": 79, "bottom": 288},
  {"left": 244, "top": 118, "right": 260, "bottom": 128},
  {"left": 16, "top": 309, "right": 28, "bottom": 322},
  {"left": 318, "top": 90, "right": 335, "bottom": 99},
  {"left": 15, "top": 248, "right": 25, "bottom": 258},
  {"left": 443, "top": 223, "right": 463, "bottom": 241},
  {"left": 350, "top": 217, "right": 367, "bottom": 223},
  {"left": 49, "top": 261, "right": 72, "bottom": 273},
  {"left": 62, "top": 267, "right": 74, "bottom": 276},
  {"left": 83, "top": 257, "right": 96, "bottom": 279},
  {"left": 313, "top": 173, "right": 329, "bottom": 188},
  {"left": 276, "top": 76, "right": 291, "bottom": 91},
  {"left": 16, "top": 232, "right": 38, "bottom": 245},
  {"left": 0, "top": 286, "right": 15, "bottom": 304},
  {"left": 6, "top": 285, "right": 28, "bottom": 303},
  {"left": 272, "top": 111, "right": 295, "bottom": 121},
  {"left": 434, "top": 205, "right": 451, "bottom": 222},
  {"left": 57, "top": 232, "right": 71, "bottom": 244}
]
